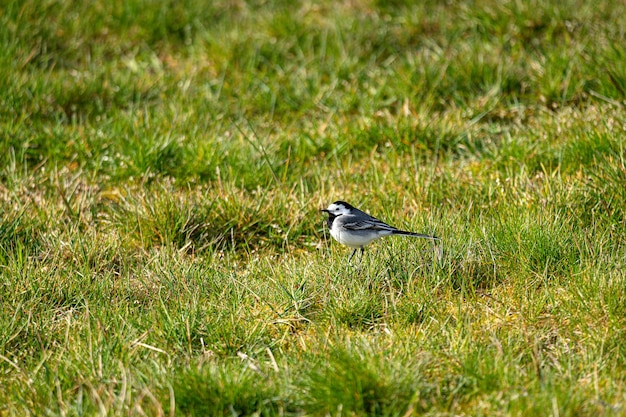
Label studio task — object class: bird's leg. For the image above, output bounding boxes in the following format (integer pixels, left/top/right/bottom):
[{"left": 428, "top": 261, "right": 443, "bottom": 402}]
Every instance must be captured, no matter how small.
[
  {"left": 359, "top": 247, "right": 364, "bottom": 261},
  {"left": 348, "top": 248, "right": 357, "bottom": 263}
]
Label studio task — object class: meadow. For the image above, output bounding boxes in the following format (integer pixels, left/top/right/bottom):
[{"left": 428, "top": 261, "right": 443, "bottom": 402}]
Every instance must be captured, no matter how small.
[{"left": 1, "top": 0, "right": 625, "bottom": 415}]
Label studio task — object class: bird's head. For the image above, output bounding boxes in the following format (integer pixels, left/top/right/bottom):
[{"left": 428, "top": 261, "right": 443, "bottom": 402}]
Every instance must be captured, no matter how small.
[{"left": 321, "top": 201, "right": 353, "bottom": 216}]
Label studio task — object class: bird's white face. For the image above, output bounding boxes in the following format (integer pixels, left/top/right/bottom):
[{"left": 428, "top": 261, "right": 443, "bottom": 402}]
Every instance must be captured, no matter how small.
[{"left": 325, "top": 202, "right": 351, "bottom": 216}]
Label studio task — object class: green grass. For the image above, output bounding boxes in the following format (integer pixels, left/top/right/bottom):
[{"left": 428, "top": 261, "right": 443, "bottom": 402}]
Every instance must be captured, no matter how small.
[{"left": 1, "top": 0, "right": 626, "bottom": 415}]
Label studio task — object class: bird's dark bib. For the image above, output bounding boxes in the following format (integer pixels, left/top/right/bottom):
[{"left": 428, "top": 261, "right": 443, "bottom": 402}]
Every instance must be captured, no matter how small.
[{"left": 326, "top": 213, "right": 337, "bottom": 229}]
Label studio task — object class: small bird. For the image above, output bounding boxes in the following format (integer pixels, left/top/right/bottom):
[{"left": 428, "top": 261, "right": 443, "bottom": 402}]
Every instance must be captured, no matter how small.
[{"left": 321, "top": 201, "right": 440, "bottom": 262}]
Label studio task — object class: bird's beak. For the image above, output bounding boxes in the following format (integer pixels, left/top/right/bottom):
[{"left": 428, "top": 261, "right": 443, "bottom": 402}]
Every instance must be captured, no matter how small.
[{"left": 320, "top": 209, "right": 329, "bottom": 213}]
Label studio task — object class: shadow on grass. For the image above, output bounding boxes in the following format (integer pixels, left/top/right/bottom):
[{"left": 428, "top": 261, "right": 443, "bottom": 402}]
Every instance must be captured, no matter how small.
[
  {"left": 103, "top": 186, "right": 298, "bottom": 255},
  {"left": 299, "top": 344, "right": 434, "bottom": 416},
  {"left": 173, "top": 362, "right": 293, "bottom": 416}
]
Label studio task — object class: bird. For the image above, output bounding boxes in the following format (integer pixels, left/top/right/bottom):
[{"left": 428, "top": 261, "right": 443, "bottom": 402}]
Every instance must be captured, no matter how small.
[{"left": 321, "top": 201, "right": 440, "bottom": 262}]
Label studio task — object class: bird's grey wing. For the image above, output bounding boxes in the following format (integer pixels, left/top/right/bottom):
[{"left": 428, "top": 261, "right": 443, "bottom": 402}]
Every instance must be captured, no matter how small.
[{"left": 341, "top": 216, "right": 397, "bottom": 232}]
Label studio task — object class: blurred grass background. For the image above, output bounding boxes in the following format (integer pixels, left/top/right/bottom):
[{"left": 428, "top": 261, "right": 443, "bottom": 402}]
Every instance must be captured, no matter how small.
[{"left": 1, "top": 0, "right": 625, "bottom": 415}]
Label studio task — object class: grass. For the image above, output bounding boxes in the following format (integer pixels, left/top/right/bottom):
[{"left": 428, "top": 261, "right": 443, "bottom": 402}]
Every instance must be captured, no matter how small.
[{"left": 1, "top": 0, "right": 625, "bottom": 415}]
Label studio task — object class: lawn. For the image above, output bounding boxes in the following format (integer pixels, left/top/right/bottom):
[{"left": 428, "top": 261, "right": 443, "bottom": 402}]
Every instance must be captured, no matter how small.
[{"left": 1, "top": 0, "right": 625, "bottom": 415}]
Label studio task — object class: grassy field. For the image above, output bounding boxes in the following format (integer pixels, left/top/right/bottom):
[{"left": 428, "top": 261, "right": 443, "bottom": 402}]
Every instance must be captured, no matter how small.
[{"left": 1, "top": 0, "right": 625, "bottom": 415}]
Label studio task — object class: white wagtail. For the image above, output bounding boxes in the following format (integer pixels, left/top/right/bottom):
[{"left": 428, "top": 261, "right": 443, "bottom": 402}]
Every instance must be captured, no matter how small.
[{"left": 321, "top": 201, "right": 440, "bottom": 261}]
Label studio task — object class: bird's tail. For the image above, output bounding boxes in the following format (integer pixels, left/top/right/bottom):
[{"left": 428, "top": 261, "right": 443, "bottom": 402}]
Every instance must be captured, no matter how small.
[{"left": 392, "top": 230, "right": 440, "bottom": 240}]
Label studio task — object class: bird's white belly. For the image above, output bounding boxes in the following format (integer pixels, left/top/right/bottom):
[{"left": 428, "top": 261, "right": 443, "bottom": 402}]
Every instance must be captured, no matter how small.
[{"left": 330, "top": 227, "right": 385, "bottom": 248}]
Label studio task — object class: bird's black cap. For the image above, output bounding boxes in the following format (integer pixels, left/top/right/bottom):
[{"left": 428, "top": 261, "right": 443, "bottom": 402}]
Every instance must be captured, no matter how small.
[{"left": 332, "top": 201, "right": 355, "bottom": 209}]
